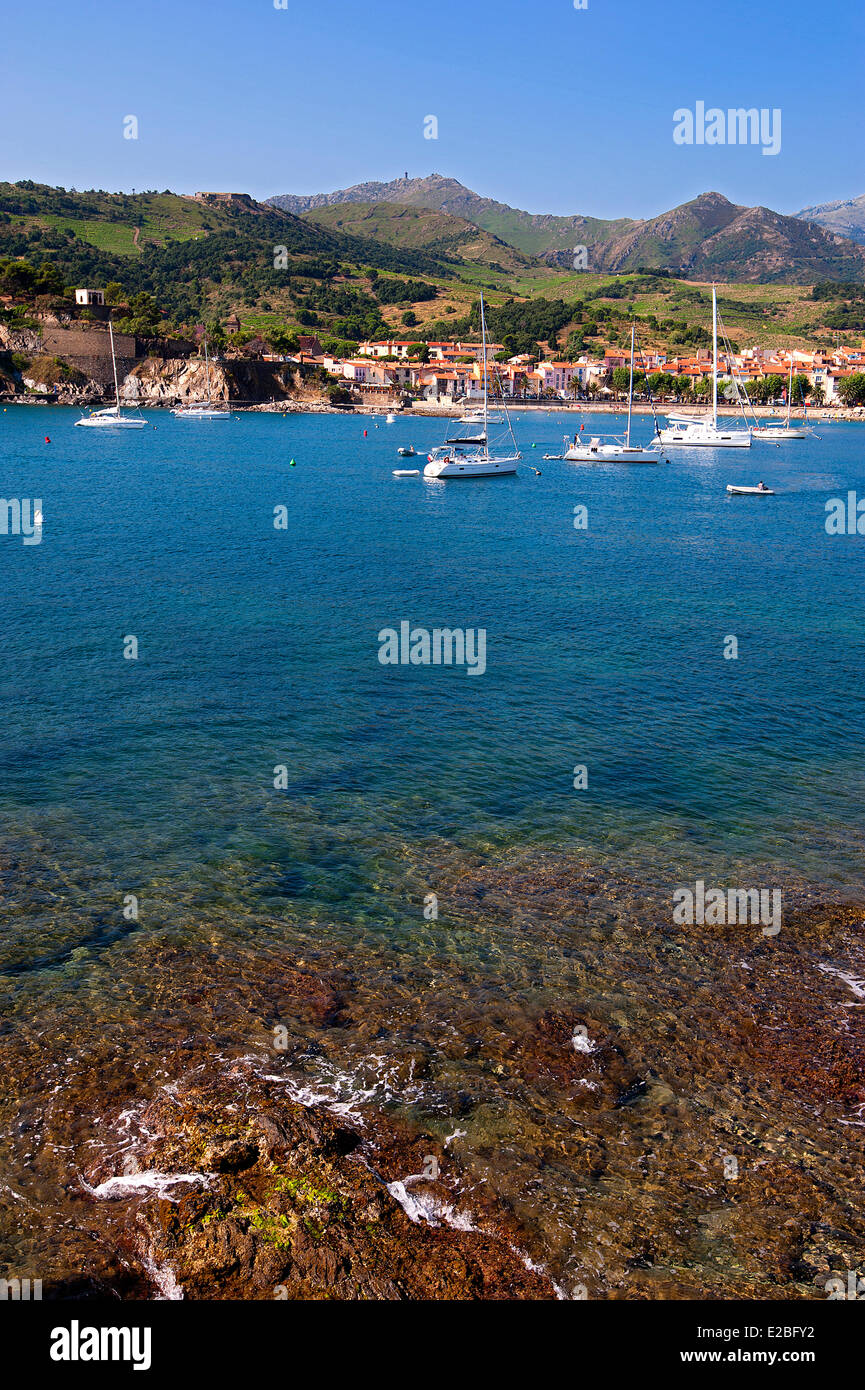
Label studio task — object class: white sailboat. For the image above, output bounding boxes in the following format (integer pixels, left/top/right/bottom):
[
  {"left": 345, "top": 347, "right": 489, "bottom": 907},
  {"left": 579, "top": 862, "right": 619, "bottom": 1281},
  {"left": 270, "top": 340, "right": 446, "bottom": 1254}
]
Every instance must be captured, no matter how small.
[
  {"left": 172, "top": 335, "right": 230, "bottom": 418},
  {"left": 564, "top": 325, "right": 659, "bottom": 462},
  {"left": 424, "top": 295, "right": 520, "bottom": 478},
  {"left": 658, "top": 286, "right": 751, "bottom": 448},
  {"left": 75, "top": 321, "right": 147, "bottom": 429},
  {"left": 752, "top": 357, "right": 811, "bottom": 440}
]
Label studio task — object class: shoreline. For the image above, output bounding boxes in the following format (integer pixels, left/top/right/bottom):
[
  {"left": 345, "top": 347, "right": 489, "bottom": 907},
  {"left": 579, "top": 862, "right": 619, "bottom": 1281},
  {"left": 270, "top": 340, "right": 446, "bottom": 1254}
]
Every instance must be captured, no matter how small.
[{"left": 3, "top": 397, "right": 863, "bottom": 422}]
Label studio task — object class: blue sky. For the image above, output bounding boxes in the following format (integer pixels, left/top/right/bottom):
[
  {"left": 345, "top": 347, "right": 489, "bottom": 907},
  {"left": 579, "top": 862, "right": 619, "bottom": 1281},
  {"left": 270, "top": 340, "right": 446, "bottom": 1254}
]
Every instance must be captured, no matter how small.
[{"left": 4, "top": 0, "right": 861, "bottom": 219}]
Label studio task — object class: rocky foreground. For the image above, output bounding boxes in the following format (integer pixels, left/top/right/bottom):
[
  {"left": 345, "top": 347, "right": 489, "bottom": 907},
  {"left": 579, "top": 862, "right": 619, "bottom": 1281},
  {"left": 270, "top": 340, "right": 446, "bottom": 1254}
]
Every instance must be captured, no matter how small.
[
  {"left": 87, "top": 1071, "right": 556, "bottom": 1301},
  {"left": 3, "top": 850, "right": 864, "bottom": 1302}
]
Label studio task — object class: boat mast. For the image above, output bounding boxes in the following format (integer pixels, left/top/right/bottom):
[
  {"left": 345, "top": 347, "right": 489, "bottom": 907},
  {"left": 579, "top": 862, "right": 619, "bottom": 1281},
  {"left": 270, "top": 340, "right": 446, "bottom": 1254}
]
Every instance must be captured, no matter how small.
[
  {"left": 627, "top": 322, "right": 635, "bottom": 448},
  {"left": 717, "top": 283, "right": 723, "bottom": 428},
  {"left": 480, "top": 293, "right": 489, "bottom": 458},
  {"left": 108, "top": 319, "right": 122, "bottom": 411},
  {"left": 786, "top": 355, "right": 792, "bottom": 427}
]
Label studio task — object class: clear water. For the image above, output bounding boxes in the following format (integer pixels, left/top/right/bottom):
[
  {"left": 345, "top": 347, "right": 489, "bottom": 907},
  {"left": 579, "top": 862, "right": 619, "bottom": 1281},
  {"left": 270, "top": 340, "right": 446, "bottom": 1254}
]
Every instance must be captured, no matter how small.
[{"left": 1, "top": 404, "right": 864, "bottom": 1295}]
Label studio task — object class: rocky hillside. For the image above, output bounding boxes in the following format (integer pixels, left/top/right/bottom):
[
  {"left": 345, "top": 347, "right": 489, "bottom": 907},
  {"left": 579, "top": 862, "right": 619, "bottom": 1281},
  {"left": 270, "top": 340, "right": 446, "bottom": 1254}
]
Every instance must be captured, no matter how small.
[
  {"left": 796, "top": 193, "right": 865, "bottom": 247},
  {"left": 269, "top": 176, "right": 865, "bottom": 283},
  {"left": 545, "top": 194, "right": 865, "bottom": 283}
]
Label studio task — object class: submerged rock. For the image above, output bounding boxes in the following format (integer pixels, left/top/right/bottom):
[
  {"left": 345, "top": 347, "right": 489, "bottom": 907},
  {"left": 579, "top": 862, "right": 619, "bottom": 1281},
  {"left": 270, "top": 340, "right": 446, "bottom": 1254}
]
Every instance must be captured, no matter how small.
[{"left": 107, "top": 1076, "right": 558, "bottom": 1301}]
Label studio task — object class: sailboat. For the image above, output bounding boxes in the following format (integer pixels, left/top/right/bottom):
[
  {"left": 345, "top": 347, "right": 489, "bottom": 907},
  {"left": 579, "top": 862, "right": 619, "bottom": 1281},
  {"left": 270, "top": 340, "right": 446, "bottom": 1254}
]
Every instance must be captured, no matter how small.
[
  {"left": 563, "top": 325, "right": 658, "bottom": 462},
  {"left": 752, "top": 357, "right": 812, "bottom": 440},
  {"left": 658, "top": 286, "right": 751, "bottom": 448},
  {"left": 172, "top": 336, "right": 230, "bottom": 419},
  {"left": 424, "top": 295, "right": 520, "bottom": 478},
  {"left": 74, "top": 321, "right": 147, "bottom": 429}
]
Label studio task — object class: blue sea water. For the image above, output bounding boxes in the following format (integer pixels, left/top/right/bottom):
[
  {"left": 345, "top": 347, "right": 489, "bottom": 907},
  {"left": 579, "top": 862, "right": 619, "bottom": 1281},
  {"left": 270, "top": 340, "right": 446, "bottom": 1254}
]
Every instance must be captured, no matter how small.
[
  {"left": 1, "top": 402, "right": 864, "bottom": 1291},
  {"left": 2, "top": 405, "right": 863, "bottom": 908}
]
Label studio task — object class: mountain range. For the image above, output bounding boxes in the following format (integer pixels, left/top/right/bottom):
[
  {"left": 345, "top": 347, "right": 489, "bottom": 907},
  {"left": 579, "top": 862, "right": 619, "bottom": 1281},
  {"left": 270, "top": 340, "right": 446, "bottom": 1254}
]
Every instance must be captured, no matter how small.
[
  {"left": 795, "top": 193, "right": 865, "bottom": 247},
  {"left": 269, "top": 175, "right": 865, "bottom": 284}
]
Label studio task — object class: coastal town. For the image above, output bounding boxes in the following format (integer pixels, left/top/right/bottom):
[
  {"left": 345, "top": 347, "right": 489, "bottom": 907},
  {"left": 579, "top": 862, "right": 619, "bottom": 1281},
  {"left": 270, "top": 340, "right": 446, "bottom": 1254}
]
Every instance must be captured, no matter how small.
[
  {"left": 3, "top": 285, "right": 865, "bottom": 413},
  {"left": 316, "top": 334, "right": 865, "bottom": 409}
]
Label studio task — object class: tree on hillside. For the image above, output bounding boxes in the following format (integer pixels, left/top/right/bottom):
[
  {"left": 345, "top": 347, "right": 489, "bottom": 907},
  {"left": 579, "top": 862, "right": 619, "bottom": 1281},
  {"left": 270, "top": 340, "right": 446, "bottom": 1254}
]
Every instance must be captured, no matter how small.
[
  {"left": 33, "top": 263, "right": 65, "bottom": 296},
  {"left": 116, "top": 290, "right": 161, "bottom": 336},
  {"left": 837, "top": 373, "right": 865, "bottom": 406},
  {"left": 267, "top": 327, "right": 300, "bottom": 355},
  {"left": 0, "top": 258, "right": 37, "bottom": 295}
]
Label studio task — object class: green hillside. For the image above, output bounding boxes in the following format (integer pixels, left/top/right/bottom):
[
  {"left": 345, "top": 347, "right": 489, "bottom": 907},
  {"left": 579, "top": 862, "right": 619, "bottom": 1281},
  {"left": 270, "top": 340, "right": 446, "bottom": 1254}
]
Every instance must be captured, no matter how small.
[
  {"left": 1, "top": 182, "right": 863, "bottom": 361},
  {"left": 0, "top": 181, "right": 459, "bottom": 341},
  {"left": 303, "top": 202, "right": 531, "bottom": 274}
]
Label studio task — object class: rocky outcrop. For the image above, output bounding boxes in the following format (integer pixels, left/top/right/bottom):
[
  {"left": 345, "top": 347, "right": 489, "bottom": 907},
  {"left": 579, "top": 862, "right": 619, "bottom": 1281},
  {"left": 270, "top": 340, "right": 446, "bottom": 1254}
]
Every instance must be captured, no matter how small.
[
  {"left": 0, "top": 323, "right": 42, "bottom": 354},
  {"left": 80, "top": 1070, "right": 557, "bottom": 1301},
  {"left": 120, "top": 357, "right": 300, "bottom": 406}
]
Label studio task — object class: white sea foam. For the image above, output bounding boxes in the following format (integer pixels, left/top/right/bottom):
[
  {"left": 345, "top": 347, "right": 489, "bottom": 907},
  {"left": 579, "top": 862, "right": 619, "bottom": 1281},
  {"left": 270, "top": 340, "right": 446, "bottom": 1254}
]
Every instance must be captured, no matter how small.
[
  {"left": 515, "top": 1248, "right": 569, "bottom": 1300},
  {"left": 140, "top": 1250, "right": 184, "bottom": 1300},
  {"left": 818, "top": 963, "right": 865, "bottom": 1003},
  {"left": 82, "top": 1170, "right": 211, "bottom": 1201},
  {"left": 386, "top": 1180, "right": 476, "bottom": 1231},
  {"left": 263, "top": 1051, "right": 428, "bottom": 1123}
]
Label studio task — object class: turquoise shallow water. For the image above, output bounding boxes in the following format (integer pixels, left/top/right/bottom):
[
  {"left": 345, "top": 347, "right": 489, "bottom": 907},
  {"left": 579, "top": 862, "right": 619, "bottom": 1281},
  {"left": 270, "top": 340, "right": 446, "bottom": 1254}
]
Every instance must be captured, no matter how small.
[{"left": 1, "top": 403, "right": 864, "bottom": 1292}]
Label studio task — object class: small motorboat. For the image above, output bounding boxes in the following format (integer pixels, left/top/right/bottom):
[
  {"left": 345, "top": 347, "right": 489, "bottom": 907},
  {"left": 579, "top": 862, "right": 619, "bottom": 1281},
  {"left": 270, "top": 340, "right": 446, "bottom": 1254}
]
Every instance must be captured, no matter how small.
[
  {"left": 386, "top": 413, "right": 397, "bottom": 424},
  {"left": 393, "top": 468, "right": 419, "bottom": 477},
  {"left": 397, "top": 446, "right": 417, "bottom": 457},
  {"left": 726, "top": 484, "right": 774, "bottom": 495}
]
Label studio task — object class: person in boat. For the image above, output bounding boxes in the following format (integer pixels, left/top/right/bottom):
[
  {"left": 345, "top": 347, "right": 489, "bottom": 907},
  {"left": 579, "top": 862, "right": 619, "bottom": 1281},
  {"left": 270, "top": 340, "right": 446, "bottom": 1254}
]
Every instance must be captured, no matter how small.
[{"left": 758, "top": 480, "right": 767, "bottom": 490}]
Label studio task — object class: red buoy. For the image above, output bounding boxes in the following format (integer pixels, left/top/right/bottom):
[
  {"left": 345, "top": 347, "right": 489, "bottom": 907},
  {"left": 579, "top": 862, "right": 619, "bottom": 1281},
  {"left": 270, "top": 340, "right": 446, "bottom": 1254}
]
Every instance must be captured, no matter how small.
[{"left": 45, "top": 436, "right": 51, "bottom": 443}]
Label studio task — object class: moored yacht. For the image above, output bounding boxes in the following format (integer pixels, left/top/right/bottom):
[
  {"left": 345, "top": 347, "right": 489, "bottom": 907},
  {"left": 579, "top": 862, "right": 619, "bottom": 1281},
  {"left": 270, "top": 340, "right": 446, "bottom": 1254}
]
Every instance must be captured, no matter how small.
[
  {"left": 75, "top": 322, "right": 147, "bottom": 429},
  {"left": 752, "top": 357, "right": 813, "bottom": 440},
  {"left": 657, "top": 286, "right": 751, "bottom": 448},
  {"left": 424, "top": 295, "right": 520, "bottom": 478},
  {"left": 564, "top": 325, "right": 659, "bottom": 462}
]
